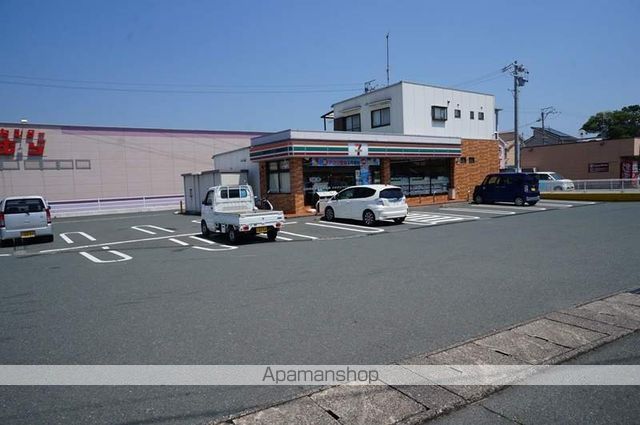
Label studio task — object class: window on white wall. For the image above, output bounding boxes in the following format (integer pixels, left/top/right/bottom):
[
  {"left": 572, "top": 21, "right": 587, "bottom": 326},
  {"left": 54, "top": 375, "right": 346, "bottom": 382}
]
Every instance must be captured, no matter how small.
[
  {"left": 478, "top": 112, "right": 485, "bottom": 120},
  {"left": 333, "top": 113, "right": 361, "bottom": 132},
  {"left": 454, "top": 109, "right": 461, "bottom": 118},
  {"left": 371, "top": 107, "right": 390, "bottom": 128},
  {"left": 470, "top": 111, "right": 475, "bottom": 120},
  {"left": 431, "top": 106, "right": 448, "bottom": 121}
]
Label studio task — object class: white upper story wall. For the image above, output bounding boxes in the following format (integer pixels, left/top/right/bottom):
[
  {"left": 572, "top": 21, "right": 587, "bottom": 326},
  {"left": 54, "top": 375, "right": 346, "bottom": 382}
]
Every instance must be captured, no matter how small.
[
  {"left": 331, "top": 81, "right": 496, "bottom": 140},
  {"left": 332, "top": 84, "right": 404, "bottom": 134}
]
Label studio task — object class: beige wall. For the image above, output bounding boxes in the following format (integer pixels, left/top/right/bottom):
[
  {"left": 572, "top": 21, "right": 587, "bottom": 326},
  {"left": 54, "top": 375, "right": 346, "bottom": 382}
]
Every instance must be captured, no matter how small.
[
  {"left": 0, "top": 124, "right": 261, "bottom": 201},
  {"left": 521, "top": 138, "right": 639, "bottom": 179}
]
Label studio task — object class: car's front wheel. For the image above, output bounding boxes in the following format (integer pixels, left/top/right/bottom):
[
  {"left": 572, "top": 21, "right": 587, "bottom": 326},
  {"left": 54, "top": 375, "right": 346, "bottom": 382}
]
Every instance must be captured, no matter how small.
[
  {"left": 514, "top": 197, "right": 525, "bottom": 207},
  {"left": 324, "top": 207, "right": 335, "bottom": 222},
  {"left": 474, "top": 194, "right": 483, "bottom": 204},
  {"left": 362, "top": 210, "right": 376, "bottom": 226}
]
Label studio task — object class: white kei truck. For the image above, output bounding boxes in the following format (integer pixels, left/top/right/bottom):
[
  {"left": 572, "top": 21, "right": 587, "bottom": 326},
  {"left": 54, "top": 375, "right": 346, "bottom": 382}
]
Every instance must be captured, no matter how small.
[{"left": 200, "top": 185, "right": 284, "bottom": 244}]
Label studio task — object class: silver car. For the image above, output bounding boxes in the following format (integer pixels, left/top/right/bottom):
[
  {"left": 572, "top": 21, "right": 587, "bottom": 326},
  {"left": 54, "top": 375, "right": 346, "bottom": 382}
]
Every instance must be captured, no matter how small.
[
  {"left": 0, "top": 196, "right": 54, "bottom": 246},
  {"left": 532, "top": 172, "right": 575, "bottom": 191}
]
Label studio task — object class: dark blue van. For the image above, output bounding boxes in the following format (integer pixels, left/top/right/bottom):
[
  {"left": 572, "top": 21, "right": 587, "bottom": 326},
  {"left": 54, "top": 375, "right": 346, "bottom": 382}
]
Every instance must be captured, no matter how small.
[{"left": 473, "top": 173, "right": 540, "bottom": 206}]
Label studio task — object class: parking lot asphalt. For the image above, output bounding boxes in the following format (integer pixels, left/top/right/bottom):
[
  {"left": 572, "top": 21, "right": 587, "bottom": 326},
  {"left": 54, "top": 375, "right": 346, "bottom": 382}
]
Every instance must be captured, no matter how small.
[{"left": 1, "top": 200, "right": 638, "bottom": 424}]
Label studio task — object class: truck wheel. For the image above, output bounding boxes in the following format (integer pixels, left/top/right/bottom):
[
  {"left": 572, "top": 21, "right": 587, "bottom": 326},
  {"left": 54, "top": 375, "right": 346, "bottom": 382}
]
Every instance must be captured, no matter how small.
[
  {"left": 227, "top": 227, "right": 239, "bottom": 244},
  {"left": 267, "top": 228, "right": 278, "bottom": 241},
  {"left": 393, "top": 217, "right": 405, "bottom": 224},
  {"left": 474, "top": 194, "right": 483, "bottom": 204},
  {"left": 201, "top": 220, "right": 210, "bottom": 237}
]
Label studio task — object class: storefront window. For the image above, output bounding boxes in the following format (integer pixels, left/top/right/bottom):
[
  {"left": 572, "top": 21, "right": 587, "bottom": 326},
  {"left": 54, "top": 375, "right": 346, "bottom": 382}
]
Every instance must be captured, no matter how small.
[
  {"left": 390, "top": 159, "right": 451, "bottom": 196},
  {"left": 302, "top": 157, "right": 380, "bottom": 205},
  {"left": 267, "top": 160, "right": 291, "bottom": 193}
]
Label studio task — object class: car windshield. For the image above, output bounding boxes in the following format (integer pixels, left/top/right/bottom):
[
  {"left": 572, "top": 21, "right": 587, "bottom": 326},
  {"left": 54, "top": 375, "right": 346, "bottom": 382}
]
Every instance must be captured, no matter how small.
[
  {"left": 379, "top": 188, "right": 404, "bottom": 199},
  {"left": 4, "top": 198, "right": 45, "bottom": 214},
  {"left": 550, "top": 173, "right": 566, "bottom": 180}
]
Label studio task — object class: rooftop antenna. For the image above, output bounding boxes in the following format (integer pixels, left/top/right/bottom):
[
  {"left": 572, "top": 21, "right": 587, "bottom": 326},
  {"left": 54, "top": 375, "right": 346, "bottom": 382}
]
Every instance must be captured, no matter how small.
[
  {"left": 386, "top": 32, "right": 390, "bottom": 86},
  {"left": 364, "top": 79, "right": 376, "bottom": 93}
]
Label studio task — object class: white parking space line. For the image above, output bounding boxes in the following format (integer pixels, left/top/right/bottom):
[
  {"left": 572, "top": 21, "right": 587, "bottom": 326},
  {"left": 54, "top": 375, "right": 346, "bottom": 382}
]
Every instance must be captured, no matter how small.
[
  {"left": 405, "top": 212, "right": 479, "bottom": 226},
  {"left": 189, "top": 236, "right": 216, "bottom": 245},
  {"left": 469, "top": 204, "right": 547, "bottom": 211},
  {"left": 191, "top": 220, "right": 200, "bottom": 224},
  {"left": 539, "top": 199, "right": 596, "bottom": 205},
  {"left": 131, "top": 225, "right": 175, "bottom": 235},
  {"left": 410, "top": 211, "right": 480, "bottom": 220},
  {"left": 439, "top": 207, "right": 517, "bottom": 215},
  {"left": 79, "top": 250, "right": 132, "bottom": 264},
  {"left": 282, "top": 221, "right": 297, "bottom": 225},
  {"left": 39, "top": 233, "right": 199, "bottom": 254},
  {"left": 59, "top": 232, "right": 97, "bottom": 244},
  {"left": 0, "top": 253, "right": 11, "bottom": 257},
  {"left": 169, "top": 238, "right": 190, "bottom": 246},
  {"left": 188, "top": 235, "right": 237, "bottom": 250},
  {"left": 279, "top": 231, "right": 318, "bottom": 240},
  {"left": 306, "top": 222, "right": 385, "bottom": 233},
  {"left": 536, "top": 202, "right": 573, "bottom": 208},
  {"left": 256, "top": 233, "right": 293, "bottom": 241},
  {"left": 192, "top": 245, "right": 238, "bottom": 252}
]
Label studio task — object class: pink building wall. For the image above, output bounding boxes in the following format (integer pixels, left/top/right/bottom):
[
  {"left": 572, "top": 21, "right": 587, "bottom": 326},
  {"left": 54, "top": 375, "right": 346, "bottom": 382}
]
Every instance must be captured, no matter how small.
[{"left": 0, "top": 123, "right": 263, "bottom": 201}]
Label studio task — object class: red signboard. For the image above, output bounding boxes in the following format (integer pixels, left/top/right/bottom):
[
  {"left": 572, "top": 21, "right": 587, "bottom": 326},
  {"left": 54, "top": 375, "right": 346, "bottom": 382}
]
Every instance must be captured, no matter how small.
[
  {"left": 0, "top": 128, "right": 47, "bottom": 157},
  {"left": 27, "top": 132, "right": 46, "bottom": 156},
  {"left": 0, "top": 129, "right": 16, "bottom": 156}
]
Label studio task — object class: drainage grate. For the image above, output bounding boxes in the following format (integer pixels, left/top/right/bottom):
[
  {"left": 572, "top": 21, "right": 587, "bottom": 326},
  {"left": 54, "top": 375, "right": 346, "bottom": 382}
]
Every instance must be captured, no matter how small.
[{"left": 629, "top": 288, "right": 640, "bottom": 294}]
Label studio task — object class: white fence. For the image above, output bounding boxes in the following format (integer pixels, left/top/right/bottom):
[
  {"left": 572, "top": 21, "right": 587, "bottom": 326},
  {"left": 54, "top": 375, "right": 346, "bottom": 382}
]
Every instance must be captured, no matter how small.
[
  {"left": 568, "top": 179, "right": 640, "bottom": 192},
  {"left": 49, "top": 194, "right": 184, "bottom": 217}
]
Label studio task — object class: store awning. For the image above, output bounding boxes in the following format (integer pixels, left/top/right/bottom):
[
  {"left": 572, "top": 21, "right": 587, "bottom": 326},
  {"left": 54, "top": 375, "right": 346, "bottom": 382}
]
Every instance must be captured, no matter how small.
[{"left": 250, "top": 130, "right": 461, "bottom": 161}]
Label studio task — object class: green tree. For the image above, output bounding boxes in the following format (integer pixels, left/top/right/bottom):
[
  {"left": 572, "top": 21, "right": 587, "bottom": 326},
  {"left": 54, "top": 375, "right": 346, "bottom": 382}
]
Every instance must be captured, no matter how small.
[{"left": 581, "top": 105, "right": 640, "bottom": 139}]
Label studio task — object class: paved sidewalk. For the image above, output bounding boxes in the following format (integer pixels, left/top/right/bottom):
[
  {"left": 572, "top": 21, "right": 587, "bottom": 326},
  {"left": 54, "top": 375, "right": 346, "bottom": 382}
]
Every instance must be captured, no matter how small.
[
  {"left": 214, "top": 291, "right": 640, "bottom": 425},
  {"left": 427, "top": 331, "right": 640, "bottom": 425}
]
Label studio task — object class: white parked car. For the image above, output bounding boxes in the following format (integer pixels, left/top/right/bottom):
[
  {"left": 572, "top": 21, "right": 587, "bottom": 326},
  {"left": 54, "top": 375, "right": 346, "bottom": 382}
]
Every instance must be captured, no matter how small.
[
  {"left": 323, "top": 185, "right": 408, "bottom": 226},
  {"left": 531, "top": 172, "right": 575, "bottom": 191},
  {"left": 0, "top": 196, "right": 54, "bottom": 246}
]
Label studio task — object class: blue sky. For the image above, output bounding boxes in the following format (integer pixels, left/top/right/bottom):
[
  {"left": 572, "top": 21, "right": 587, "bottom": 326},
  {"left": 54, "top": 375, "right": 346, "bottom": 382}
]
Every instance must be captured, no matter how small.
[{"left": 0, "top": 0, "right": 637, "bottom": 137}]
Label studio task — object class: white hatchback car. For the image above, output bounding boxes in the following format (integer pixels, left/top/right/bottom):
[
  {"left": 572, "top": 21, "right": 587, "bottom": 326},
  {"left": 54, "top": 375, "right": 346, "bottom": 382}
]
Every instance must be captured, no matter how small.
[
  {"left": 531, "top": 171, "right": 575, "bottom": 191},
  {"left": 323, "top": 185, "right": 408, "bottom": 226},
  {"left": 0, "top": 196, "right": 54, "bottom": 246}
]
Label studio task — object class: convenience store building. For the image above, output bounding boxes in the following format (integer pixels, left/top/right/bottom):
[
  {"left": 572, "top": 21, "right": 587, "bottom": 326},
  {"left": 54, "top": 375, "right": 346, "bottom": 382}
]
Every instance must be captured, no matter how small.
[{"left": 249, "top": 81, "right": 501, "bottom": 215}]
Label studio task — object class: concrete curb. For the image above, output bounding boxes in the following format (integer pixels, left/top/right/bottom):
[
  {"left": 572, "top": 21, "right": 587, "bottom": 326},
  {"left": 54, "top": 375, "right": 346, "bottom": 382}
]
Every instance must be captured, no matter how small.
[
  {"left": 542, "top": 192, "right": 640, "bottom": 202},
  {"left": 210, "top": 288, "right": 640, "bottom": 425}
]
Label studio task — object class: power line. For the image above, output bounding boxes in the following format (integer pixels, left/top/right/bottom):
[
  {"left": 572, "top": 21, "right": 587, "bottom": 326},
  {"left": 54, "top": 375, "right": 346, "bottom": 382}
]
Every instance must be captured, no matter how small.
[
  {"left": 0, "top": 79, "right": 361, "bottom": 95},
  {"left": 0, "top": 73, "right": 362, "bottom": 89}
]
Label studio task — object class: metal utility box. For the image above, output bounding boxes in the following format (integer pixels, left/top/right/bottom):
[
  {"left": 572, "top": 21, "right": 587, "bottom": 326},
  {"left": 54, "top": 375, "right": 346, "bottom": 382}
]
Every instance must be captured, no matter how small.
[
  {"left": 313, "top": 190, "right": 338, "bottom": 215},
  {"left": 182, "top": 170, "right": 248, "bottom": 214}
]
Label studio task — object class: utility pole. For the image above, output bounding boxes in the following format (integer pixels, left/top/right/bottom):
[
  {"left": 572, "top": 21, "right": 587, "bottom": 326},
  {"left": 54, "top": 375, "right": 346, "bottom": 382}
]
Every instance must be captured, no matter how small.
[
  {"left": 386, "top": 33, "right": 390, "bottom": 86},
  {"left": 502, "top": 61, "right": 529, "bottom": 171},
  {"left": 539, "top": 106, "right": 558, "bottom": 145}
]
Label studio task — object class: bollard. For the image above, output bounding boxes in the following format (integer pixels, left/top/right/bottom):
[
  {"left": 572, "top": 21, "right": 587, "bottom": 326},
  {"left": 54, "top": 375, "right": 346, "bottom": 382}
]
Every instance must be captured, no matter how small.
[{"left": 179, "top": 200, "right": 184, "bottom": 214}]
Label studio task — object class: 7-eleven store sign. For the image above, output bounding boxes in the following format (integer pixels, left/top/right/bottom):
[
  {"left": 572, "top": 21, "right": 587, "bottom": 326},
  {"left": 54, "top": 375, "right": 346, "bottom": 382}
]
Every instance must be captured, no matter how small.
[{"left": 348, "top": 143, "right": 368, "bottom": 156}]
